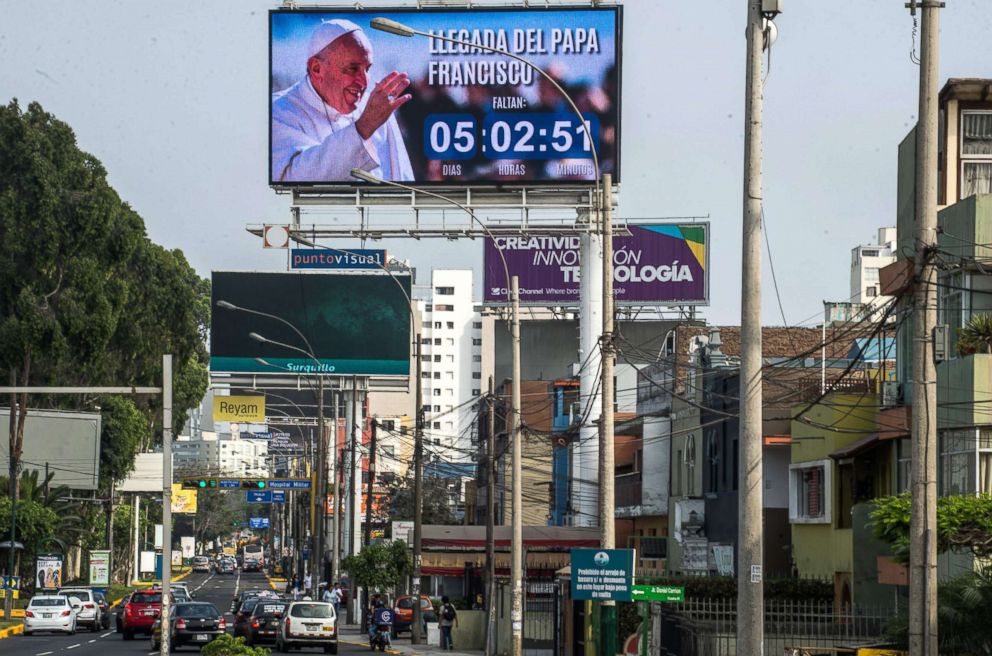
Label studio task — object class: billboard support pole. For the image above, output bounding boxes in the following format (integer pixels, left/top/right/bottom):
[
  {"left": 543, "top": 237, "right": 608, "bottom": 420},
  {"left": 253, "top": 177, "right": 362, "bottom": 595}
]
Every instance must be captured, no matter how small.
[
  {"left": 330, "top": 390, "right": 340, "bottom": 585},
  {"left": 510, "top": 276, "right": 523, "bottom": 656}
]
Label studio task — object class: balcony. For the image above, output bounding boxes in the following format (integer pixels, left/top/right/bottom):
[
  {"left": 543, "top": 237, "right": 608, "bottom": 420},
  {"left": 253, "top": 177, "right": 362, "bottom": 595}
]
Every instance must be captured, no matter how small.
[
  {"left": 627, "top": 535, "right": 667, "bottom": 577},
  {"left": 615, "top": 472, "right": 642, "bottom": 516}
]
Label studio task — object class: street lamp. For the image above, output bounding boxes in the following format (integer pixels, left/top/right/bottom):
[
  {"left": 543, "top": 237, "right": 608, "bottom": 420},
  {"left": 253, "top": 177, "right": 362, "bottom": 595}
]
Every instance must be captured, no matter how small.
[
  {"left": 364, "top": 16, "right": 613, "bottom": 654},
  {"left": 351, "top": 167, "right": 520, "bottom": 649},
  {"left": 215, "top": 301, "right": 327, "bottom": 587}
]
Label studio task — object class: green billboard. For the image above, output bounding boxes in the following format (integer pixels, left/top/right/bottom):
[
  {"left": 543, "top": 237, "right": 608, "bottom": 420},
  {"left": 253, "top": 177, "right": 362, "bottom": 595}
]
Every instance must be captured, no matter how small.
[{"left": 210, "top": 271, "right": 411, "bottom": 376}]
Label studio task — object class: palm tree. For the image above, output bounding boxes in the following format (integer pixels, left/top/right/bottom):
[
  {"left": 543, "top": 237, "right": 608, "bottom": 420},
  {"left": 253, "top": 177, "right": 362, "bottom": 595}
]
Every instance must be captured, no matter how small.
[{"left": 957, "top": 313, "right": 992, "bottom": 356}]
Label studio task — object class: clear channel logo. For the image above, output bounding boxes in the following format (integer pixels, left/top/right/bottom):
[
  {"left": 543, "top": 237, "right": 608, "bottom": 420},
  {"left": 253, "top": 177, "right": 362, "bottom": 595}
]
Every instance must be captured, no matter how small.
[{"left": 593, "top": 551, "right": 610, "bottom": 567}]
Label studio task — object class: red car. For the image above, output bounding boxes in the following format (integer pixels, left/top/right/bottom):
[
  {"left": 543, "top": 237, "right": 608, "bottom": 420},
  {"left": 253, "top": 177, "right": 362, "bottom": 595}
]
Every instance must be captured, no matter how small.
[{"left": 120, "top": 589, "right": 164, "bottom": 639}]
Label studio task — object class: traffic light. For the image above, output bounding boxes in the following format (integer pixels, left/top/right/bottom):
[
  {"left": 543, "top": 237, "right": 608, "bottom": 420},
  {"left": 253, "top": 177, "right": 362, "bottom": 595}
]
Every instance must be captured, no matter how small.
[
  {"left": 240, "top": 479, "right": 267, "bottom": 489},
  {"left": 182, "top": 478, "right": 217, "bottom": 489}
]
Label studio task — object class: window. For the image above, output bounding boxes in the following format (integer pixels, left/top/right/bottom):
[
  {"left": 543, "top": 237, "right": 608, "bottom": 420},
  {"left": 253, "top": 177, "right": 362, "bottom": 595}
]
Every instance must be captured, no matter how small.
[
  {"left": 434, "top": 322, "right": 442, "bottom": 329},
  {"left": 421, "top": 372, "right": 430, "bottom": 379},
  {"left": 382, "top": 445, "right": 394, "bottom": 459},
  {"left": 433, "top": 423, "right": 441, "bottom": 431},
  {"left": 421, "top": 337, "right": 431, "bottom": 344},
  {"left": 473, "top": 355, "right": 482, "bottom": 362},
  {"left": 445, "top": 338, "right": 455, "bottom": 346},
  {"left": 789, "top": 460, "right": 831, "bottom": 524},
  {"left": 433, "top": 372, "right": 441, "bottom": 379},
  {"left": 939, "top": 271, "right": 967, "bottom": 355},
  {"left": 422, "top": 321, "right": 431, "bottom": 329},
  {"left": 861, "top": 249, "right": 880, "bottom": 258},
  {"left": 433, "top": 389, "right": 442, "bottom": 396},
  {"left": 939, "top": 428, "right": 992, "bottom": 495},
  {"left": 433, "top": 355, "right": 441, "bottom": 362},
  {"left": 896, "top": 439, "right": 911, "bottom": 493},
  {"left": 472, "top": 372, "right": 482, "bottom": 379},
  {"left": 473, "top": 338, "right": 483, "bottom": 346},
  {"left": 381, "top": 420, "right": 395, "bottom": 432},
  {"left": 436, "top": 304, "right": 454, "bottom": 311},
  {"left": 444, "top": 388, "right": 453, "bottom": 396},
  {"left": 445, "top": 422, "right": 454, "bottom": 431},
  {"left": 864, "top": 267, "right": 880, "bottom": 282},
  {"left": 435, "top": 286, "right": 455, "bottom": 295},
  {"left": 425, "top": 304, "right": 433, "bottom": 312},
  {"left": 445, "top": 355, "right": 454, "bottom": 363},
  {"left": 472, "top": 389, "right": 481, "bottom": 397},
  {"left": 865, "top": 287, "right": 877, "bottom": 298},
  {"left": 420, "top": 355, "right": 431, "bottom": 362},
  {"left": 961, "top": 111, "right": 992, "bottom": 198},
  {"left": 473, "top": 321, "right": 483, "bottom": 329},
  {"left": 434, "top": 405, "right": 441, "bottom": 413},
  {"left": 445, "top": 372, "right": 454, "bottom": 380},
  {"left": 434, "top": 338, "right": 442, "bottom": 346},
  {"left": 446, "top": 322, "right": 455, "bottom": 330}
]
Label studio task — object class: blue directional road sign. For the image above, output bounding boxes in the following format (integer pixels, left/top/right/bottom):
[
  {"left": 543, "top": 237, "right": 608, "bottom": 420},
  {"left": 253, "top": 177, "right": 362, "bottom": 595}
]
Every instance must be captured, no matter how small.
[
  {"left": 570, "top": 548, "right": 635, "bottom": 602},
  {"left": 246, "top": 490, "right": 272, "bottom": 503},
  {"left": 1, "top": 575, "right": 20, "bottom": 591},
  {"left": 267, "top": 479, "right": 311, "bottom": 490},
  {"left": 271, "top": 490, "right": 286, "bottom": 503},
  {"left": 249, "top": 517, "right": 270, "bottom": 529}
]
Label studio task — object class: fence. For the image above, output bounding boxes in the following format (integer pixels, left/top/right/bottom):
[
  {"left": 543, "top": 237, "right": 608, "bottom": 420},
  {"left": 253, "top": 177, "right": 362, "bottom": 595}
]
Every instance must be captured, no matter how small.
[{"left": 659, "top": 598, "right": 893, "bottom": 656}]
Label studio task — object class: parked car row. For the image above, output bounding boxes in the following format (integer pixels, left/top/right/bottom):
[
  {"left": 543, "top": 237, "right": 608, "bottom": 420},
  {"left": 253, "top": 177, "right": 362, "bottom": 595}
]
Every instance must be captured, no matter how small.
[{"left": 23, "top": 588, "right": 112, "bottom": 635}]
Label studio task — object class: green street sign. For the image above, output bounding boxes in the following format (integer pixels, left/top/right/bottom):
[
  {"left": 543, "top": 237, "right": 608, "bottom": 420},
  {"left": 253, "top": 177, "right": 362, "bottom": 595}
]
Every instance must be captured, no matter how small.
[{"left": 630, "top": 584, "right": 685, "bottom": 603}]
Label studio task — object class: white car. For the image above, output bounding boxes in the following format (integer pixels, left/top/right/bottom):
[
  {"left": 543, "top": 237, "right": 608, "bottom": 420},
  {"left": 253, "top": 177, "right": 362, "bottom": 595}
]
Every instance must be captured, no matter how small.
[
  {"left": 57, "top": 589, "right": 100, "bottom": 631},
  {"left": 24, "top": 595, "right": 79, "bottom": 635},
  {"left": 275, "top": 601, "right": 337, "bottom": 654}
]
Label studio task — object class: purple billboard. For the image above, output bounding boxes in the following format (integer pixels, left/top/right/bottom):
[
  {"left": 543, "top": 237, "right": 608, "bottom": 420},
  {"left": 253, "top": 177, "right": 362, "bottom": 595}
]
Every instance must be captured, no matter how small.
[{"left": 484, "top": 224, "right": 708, "bottom": 306}]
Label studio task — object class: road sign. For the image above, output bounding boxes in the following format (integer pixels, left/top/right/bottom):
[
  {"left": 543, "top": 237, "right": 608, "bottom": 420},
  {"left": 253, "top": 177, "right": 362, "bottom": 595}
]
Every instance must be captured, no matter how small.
[
  {"left": 630, "top": 584, "right": 685, "bottom": 603},
  {"left": 0, "top": 589, "right": 19, "bottom": 600},
  {"left": 1, "top": 576, "right": 19, "bottom": 591},
  {"left": 249, "top": 517, "right": 270, "bottom": 529},
  {"left": 271, "top": 490, "right": 286, "bottom": 503},
  {"left": 570, "top": 548, "right": 635, "bottom": 602},
  {"left": 219, "top": 479, "right": 241, "bottom": 489},
  {"left": 247, "top": 490, "right": 272, "bottom": 503},
  {"left": 267, "top": 479, "right": 312, "bottom": 490}
]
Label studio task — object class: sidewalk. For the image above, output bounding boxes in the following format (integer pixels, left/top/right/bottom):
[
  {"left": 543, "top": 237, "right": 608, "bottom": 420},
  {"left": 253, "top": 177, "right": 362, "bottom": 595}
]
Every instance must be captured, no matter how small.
[{"left": 338, "top": 622, "right": 483, "bottom": 656}]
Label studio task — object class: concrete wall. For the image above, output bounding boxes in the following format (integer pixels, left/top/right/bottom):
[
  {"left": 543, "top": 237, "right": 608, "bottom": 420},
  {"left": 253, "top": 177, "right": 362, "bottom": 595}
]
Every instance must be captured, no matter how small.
[
  {"left": 641, "top": 417, "right": 670, "bottom": 515},
  {"left": 450, "top": 609, "right": 486, "bottom": 650}
]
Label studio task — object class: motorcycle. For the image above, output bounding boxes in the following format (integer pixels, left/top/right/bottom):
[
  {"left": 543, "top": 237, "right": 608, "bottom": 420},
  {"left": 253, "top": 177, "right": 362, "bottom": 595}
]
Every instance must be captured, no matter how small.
[{"left": 369, "top": 607, "right": 394, "bottom": 652}]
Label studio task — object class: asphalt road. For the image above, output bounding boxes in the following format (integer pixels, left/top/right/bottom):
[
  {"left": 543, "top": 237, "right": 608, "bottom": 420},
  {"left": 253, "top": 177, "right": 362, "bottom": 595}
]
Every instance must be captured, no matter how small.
[{"left": 1, "top": 569, "right": 364, "bottom": 655}]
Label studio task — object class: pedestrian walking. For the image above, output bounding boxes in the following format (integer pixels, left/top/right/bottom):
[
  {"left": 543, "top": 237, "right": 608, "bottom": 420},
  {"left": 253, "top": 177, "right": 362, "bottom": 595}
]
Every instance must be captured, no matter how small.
[{"left": 439, "top": 595, "right": 458, "bottom": 650}]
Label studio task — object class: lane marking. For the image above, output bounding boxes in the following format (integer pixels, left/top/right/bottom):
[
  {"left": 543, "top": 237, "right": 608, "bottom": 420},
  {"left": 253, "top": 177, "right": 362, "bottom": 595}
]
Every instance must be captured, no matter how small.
[
  {"left": 66, "top": 645, "right": 80, "bottom": 650},
  {"left": 100, "top": 632, "right": 112, "bottom": 638},
  {"left": 88, "top": 639, "right": 96, "bottom": 643},
  {"left": 35, "top": 652, "right": 53, "bottom": 656}
]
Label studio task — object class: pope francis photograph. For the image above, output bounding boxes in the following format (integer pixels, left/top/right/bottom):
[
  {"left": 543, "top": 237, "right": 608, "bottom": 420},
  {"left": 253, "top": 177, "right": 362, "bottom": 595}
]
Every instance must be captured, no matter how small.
[{"left": 271, "top": 19, "right": 414, "bottom": 183}]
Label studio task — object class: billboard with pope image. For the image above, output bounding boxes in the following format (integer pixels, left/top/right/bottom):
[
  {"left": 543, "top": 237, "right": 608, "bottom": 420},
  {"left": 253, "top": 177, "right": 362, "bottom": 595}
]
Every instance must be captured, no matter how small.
[{"left": 270, "top": 7, "right": 621, "bottom": 186}]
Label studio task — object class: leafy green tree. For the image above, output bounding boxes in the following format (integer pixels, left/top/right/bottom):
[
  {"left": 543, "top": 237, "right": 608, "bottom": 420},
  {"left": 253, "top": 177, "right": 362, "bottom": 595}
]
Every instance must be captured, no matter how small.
[
  {"left": 0, "top": 497, "right": 59, "bottom": 578},
  {"left": 342, "top": 540, "right": 411, "bottom": 593},
  {"left": 871, "top": 493, "right": 992, "bottom": 561},
  {"left": 0, "top": 99, "right": 208, "bottom": 508}
]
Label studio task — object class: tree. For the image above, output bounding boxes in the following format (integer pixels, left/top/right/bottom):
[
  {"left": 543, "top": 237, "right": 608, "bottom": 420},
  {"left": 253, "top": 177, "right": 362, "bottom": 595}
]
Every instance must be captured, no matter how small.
[
  {"left": 341, "top": 540, "right": 411, "bottom": 593},
  {"left": 0, "top": 497, "right": 58, "bottom": 577},
  {"left": 200, "top": 633, "right": 270, "bottom": 656},
  {"left": 871, "top": 493, "right": 992, "bottom": 561},
  {"left": 387, "top": 475, "right": 458, "bottom": 525},
  {"left": 0, "top": 100, "right": 208, "bottom": 507},
  {"left": 957, "top": 312, "right": 992, "bottom": 356}
]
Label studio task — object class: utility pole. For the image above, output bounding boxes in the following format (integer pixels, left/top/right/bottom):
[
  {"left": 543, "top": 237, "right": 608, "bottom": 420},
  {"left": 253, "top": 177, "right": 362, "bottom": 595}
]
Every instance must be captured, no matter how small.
[
  {"left": 485, "top": 376, "right": 496, "bottom": 656},
  {"left": 330, "top": 391, "right": 340, "bottom": 584},
  {"left": 160, "top": 354, "right": 173, "bottom": 656},
  {"left": 347, "top": 378, "right": 358, "bottom": 622},
  {"left": 412, "top": 336, "right": 424, "bottom": 644},
  {"left": 510, "top": 275, "right": 523, "bottom": 656},
  {"left": 738, "top": 1, "right": 775, "bottom": 654},
  {"left": 363, "top": 419, "right": 378, "bottom": 631},
  {"left": 314, "top": 376, "right": 325, "bottom": 587},
  {"left": 908, "top": 1, "right": 941, "bottom": 654},
  {"left": 598, "top": 172, "right": 617, "bottom": 656}
]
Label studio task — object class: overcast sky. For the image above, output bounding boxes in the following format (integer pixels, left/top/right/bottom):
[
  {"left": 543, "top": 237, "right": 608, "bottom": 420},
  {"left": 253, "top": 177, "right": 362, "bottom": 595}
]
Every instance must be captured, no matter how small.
[{"left": 3, "top": 0, "right": 991, "bottom": 326}]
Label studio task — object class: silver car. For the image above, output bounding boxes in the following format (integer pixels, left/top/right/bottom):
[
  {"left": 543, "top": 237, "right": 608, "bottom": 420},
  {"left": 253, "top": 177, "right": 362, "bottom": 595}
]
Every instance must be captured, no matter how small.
[
  {"left": 24, "top": 595, "right": 78, "bottom": 635},
  {"left": 57, "top": 589, "right": 101, "bottom": 631}
]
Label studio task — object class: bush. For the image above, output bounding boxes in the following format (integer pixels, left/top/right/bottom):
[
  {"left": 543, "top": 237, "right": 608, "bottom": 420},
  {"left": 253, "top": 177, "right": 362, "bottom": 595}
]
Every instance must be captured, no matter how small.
[{"left": 200, "top": 634, "right": 270, "bottom": 656}]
